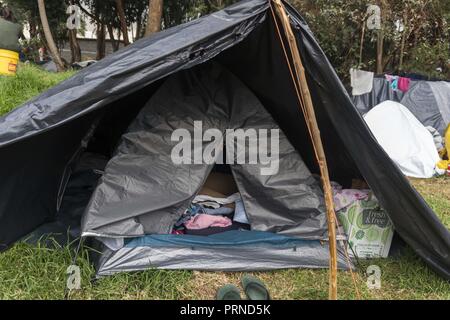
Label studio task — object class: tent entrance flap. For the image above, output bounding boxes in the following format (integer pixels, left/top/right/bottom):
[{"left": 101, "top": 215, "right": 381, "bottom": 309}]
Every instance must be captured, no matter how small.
[{"left": 81, "top": 62, "right": 329, "bottom": 241}]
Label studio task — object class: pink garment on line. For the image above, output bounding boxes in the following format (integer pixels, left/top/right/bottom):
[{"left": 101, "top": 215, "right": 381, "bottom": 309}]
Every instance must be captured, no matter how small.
[
  {"left": 398, "top": 77, "right": 410, "bottom": 92},
  {"left": 385, "top": 74, "right": 410, "bottom": 92},
  {"left": 184, "top": 214, "right": 232, "bottom": 230}
]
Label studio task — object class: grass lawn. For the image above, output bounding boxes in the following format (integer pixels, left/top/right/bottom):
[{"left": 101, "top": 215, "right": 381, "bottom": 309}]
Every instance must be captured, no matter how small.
[
  {"left": 0, "top": 64, "right": 75, "bottom": 115},
  {"left": 0, "top": 64, "right": 449, "bottom": 300}
]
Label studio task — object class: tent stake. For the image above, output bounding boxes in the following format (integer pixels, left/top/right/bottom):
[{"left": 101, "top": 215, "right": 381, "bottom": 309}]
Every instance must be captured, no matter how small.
[{"left": 271, "top": 0, "right": 338, "bottom": 300}]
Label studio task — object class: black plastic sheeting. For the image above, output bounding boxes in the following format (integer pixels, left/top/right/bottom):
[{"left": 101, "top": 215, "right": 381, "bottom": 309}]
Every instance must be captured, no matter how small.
[
  {"left": 0, "top": 0, "right": 448, "bottom": 278},
  {"left": 24, "top": 153, "right": 107, "bottom": 246},
  {"left": 81, "top": 62, "right": 328, "bottom": 240}
]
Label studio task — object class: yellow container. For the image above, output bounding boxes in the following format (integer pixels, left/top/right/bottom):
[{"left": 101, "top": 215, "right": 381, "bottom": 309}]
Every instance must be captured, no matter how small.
[{"left": 0, "top": 49, "right": 19, "bottom": 76}]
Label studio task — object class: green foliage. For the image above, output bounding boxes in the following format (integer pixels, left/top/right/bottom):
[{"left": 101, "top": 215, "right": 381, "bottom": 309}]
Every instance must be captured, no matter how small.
[
  {"left": 80, "top": 0, "right": 121, "bottom": 30},
  {"left": 402, "top": 41, "right": 450, "bottom": 80},
  {"left": 291, "top": 0, "right": 371, "bottom": 79},
  {"left": 4, "top": 0, "right": 69, "bottom": 44},
  {"left": 79, "top": 1, "right": 240, "bottom": 41},
  {"left": 291, "top": 0, "right": 450, "bottom": 80},
  {"left": 20, "top": 36, "right": 44, "bottom": 62},
  {"left": 3, "top": 0, "right": 448, "bottom": 80},
  {"left": 163, "top": 0, "right": 238, "bottom": 28}
]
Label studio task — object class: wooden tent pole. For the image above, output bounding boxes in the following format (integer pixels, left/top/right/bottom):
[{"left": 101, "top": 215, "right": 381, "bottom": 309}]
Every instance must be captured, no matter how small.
[{"left": 271, "top": 0, "right": 338, "bottom": 300}]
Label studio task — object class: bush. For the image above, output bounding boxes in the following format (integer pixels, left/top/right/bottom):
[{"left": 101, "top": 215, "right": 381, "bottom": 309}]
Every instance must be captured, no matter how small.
[
  {"left": 291, "top": 0, "right": 450, "bottom": 81},
  {"left": 402, "top": 42, "right": 450, "bottom": 80}
]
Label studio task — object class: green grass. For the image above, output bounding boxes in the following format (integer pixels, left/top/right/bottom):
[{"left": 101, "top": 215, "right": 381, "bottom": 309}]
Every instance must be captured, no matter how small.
[
  {"left": 0, "top": 242, "right": 448, "bottom": 300},
  {"left": 0, "top": 240, "right": 191, "bottom": 300},
  {"left": 410, "top": 177, "right": 450, "bottom": 228},
  {"left": 0, "top": 65, "right": 449, "bottom": 300},
  {"left": 0, "top": 63, "right": 75, "bottom": 115}
]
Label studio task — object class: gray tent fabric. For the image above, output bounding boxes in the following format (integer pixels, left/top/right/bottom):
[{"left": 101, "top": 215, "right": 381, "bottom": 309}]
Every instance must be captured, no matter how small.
[
  {"left": 352, "top": 77, "right": 449, "bottom": 135},
  {"left": 400, "top": 82, "right": 447, "bottom": 135},
  {"left": 426, "top": 126, "right": 444, "bottom": 152},
  {"left": 94, "top": 231, "right": 349, "bottom": 276},
  {"left": 82, "top": 62, "right": 328, "bottom": 240},
  {"left": 352, "top": 78, "right": 405, "bottom": 114},
  {"left": 429, "top": 81, "right": 450, "bottom": 125}
]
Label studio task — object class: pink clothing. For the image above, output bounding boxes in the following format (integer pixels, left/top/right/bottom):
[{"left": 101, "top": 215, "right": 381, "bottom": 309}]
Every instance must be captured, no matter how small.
[
  {"left": 334, "top": 189, "right": 370, "bottom": 211},
  {"left": 398, "top": 77, "right": 410, "bottom": 92},
  {"left": 385, "top": 74, "right": 411, "bottom": 92},
  {"left": 184, "top": 214, "right": 232, "bottom": 230},
  {"left": 332, "top": 182, "right": 371, "bottom": 211}
]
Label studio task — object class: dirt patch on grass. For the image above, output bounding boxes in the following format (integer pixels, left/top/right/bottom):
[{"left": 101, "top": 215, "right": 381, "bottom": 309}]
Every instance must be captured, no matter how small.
[
  {"left": 180, "top": 271, "right": 301, "bottom": 300},
  {"left": 179, "top": 269, "right": 369, "bottom": 300}
]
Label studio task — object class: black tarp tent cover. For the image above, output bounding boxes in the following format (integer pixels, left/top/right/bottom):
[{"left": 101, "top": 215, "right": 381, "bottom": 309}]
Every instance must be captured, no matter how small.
[{"left": 0, "top": 0, "right": 448, "bottom": 278}]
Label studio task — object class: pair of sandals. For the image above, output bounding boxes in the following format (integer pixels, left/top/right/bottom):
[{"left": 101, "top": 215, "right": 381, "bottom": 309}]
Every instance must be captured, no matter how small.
[{"left": 216, "top": 275, "right": 270, "bottom": 300}]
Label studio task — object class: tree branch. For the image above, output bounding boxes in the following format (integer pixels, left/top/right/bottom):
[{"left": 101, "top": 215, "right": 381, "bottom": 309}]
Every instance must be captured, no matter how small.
[{"left": 74, "top": 0, "right": 104, "bottom": 25}]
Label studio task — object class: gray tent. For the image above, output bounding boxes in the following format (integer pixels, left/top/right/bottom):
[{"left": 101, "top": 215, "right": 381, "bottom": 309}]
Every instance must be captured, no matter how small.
[
  {"left": 353, "top": 77, "right": 450, "bottom": 135},
  {"left": 86, "top": 62, "right": 350, "bottom": 276}
]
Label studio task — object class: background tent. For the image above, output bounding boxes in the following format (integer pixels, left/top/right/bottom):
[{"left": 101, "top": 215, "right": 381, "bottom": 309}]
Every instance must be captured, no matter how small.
[
  {"left": 364, "top": 101, "right": 441, "bottom": 178},
  {"left": 0, "top": 0, "right": 448, "bottom": 279},
  {"left": 353, "top": 76, "right": 450, "bottom": 135}
]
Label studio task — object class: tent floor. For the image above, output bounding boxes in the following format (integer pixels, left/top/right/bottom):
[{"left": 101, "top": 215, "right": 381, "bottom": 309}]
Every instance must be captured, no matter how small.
[{"left": 94, "top": 231, "right": 351, "bottom": 276}]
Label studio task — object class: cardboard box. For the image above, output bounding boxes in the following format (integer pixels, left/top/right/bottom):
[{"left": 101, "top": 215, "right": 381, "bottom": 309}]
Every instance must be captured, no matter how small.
[{"left": 202, "top": 172, "right": 238, "bottom": 196}]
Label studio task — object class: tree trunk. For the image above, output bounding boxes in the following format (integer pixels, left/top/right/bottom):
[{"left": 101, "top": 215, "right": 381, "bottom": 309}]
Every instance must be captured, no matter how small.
[
  {"left": 136, "top": 16, "right": 142, "bottom": 41},
  {"left": 358, "top": 14, "right": 367, "bottom": 68},
  {"left": 107, "top": 25, "right": 120, "bottom": 52},
  {"left": 117, "top": 28, "right": 122, "bottom": 50},
  {"left": 96, "top": 23, "right": 106, "bottom": 60},
  {"left": 376, "top": 29, "right": 384, "bottom": 74},
  {"left": 399, "top": 30, "right": 407, "bottom": 71},
  {"left": 376, "top": 0, "right": 388, "bottom": 74},
  {"left": 29, "top": 16, "right": 38, "bottom": 38},
  {"left": 145, "top": 0, "right": 164, "bottom": 36},
  {"left": 115, "top": 0, "right": 130, "bottom": 45},
  {"left": 69, "top": 29, "right": 81, "bottom": 63},
  {"left": 67, "top": 1, "right": 81, "bottom": 64},
  {"left": 398, "top": 9, "right": 412, "bottom": 72},
  {"left": 37, "top": 0, "right": 65, "bottom": 71}
]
